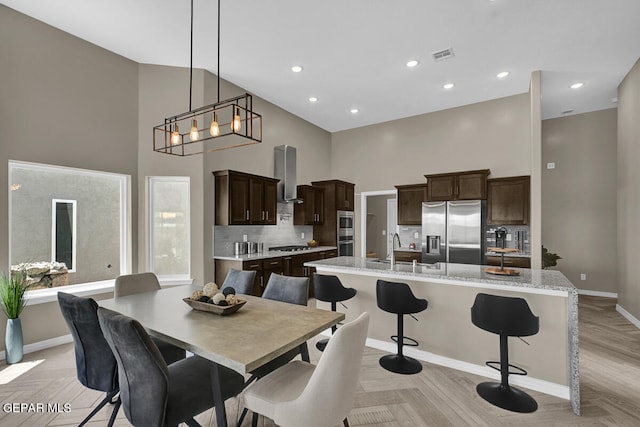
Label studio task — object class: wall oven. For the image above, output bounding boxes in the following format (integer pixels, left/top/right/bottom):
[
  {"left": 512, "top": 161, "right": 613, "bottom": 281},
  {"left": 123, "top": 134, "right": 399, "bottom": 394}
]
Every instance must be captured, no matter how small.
[{"left": 337, "top": 210, "right": 354, "bottom": 256}]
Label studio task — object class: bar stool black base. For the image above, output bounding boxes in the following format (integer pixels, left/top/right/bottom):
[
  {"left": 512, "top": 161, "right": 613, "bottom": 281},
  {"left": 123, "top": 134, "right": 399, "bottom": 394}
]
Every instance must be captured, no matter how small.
[
  {"left": 476, "top": 382, "right": 538, "bottom": 413},
  {"left": 315, "top": 338, "right": 329, "bottom": 352},
  {"left": 379, "top": 354, "right": 422, "bottom": 375}
]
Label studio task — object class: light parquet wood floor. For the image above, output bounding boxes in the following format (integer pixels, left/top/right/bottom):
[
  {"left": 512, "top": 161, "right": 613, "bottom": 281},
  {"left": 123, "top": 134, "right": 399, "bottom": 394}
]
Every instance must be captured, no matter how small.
[{"left": 1, "top": 295, "right": 639, "bottom": 426}]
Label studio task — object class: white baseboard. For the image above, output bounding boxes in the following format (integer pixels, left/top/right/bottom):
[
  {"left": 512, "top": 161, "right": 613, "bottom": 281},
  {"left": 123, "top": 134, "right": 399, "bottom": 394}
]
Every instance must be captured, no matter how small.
[
  {"left": 578, "top": 289, "right": 618, "bottom": 298},
  {"left": 365, "top": 337, "right": 570, "bottom": 400},
  {"left": 0, "top": 334, "right": 73, "bottom": 361},
  {"left": 616, "top": 304, "right": 640, "bottom": 330}
]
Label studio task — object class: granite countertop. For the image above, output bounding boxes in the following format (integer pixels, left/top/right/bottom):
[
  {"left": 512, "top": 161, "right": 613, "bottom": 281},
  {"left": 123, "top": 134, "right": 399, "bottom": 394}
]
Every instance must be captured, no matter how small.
[
  {"left": 214, "top": 246, "right": 338, "bottom": 261},
  {"left": 305, "top": 256, "right": 576, "bottom": 293}
]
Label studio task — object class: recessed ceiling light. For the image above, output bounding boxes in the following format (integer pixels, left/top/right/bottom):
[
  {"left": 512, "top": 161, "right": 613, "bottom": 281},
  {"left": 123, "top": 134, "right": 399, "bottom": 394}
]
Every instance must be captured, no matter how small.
[
  {"left": 496, "top": 71, "right": 510, "bottom": 79},
  {"left": 406, "top": 60, "right": 419, "bottom": 68},
  {"left": 350, "top": 108, "right": 359, "bottom": 114},
  {"left": 291, "top": 65, "right": 303, "bottom": 73},
  {"left": 443, "top": 83, "right": 455, "bottom": 90},
  {"left": 308, "top": 96, "right": 318, "bottom": 103},
  {"left": 570, "top": 82, "right": 584, "bottom": 89}
]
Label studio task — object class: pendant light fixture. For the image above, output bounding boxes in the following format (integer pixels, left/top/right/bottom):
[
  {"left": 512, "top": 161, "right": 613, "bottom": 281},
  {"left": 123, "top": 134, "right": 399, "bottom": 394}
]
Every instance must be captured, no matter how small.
[{"left": 153, "top": 0, "right": 262, "bottom": 156}]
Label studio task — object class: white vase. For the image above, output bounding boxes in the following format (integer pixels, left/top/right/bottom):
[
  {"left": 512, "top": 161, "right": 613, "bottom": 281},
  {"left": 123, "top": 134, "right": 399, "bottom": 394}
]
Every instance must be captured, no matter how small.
[{"left": 5, "top": 318, "right": 24, "bottom": 364}]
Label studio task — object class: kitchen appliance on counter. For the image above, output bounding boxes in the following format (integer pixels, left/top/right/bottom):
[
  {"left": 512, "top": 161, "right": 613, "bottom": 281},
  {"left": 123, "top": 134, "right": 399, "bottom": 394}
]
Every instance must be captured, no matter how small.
[
  {"left": 495, "top": 227, "right": 508, "bottom": 249},
  {"left": 337, "top": 210, "right": 354, "bottom": 256},
  {"left": 422, "top": 200, "right": 486, "bottom": 265},
  {"left": 234, "top": 242, "right": 248, "bottom": 255}
]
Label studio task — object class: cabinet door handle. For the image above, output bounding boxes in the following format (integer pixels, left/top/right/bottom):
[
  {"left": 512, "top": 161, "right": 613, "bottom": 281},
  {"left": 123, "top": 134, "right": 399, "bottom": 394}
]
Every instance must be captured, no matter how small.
[
  {"left": 266, "top": 211, "right": 269, "bottom": 221},
  {"left": 260, "top": 276, "right": 264, "bottom": 288},
  {"left": 246, "top": 210, "right": 250, "bottom": 220}
]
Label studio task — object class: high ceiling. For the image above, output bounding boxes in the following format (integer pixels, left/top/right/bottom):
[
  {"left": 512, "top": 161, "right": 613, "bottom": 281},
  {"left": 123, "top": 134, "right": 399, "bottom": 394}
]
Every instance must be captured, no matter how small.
[{"left": 3, "top": 0, "right": 640, "bottom": 132}]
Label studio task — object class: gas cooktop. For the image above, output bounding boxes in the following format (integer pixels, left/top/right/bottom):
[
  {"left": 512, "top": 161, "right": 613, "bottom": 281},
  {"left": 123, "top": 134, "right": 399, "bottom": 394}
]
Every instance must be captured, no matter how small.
[{"left": 269, "top": 245, "right": 311, "bottom": 252}]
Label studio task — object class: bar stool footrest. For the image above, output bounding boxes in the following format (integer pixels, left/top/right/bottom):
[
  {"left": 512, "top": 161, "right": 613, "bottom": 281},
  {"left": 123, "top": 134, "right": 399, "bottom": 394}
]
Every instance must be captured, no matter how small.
[
  {"left": 485, "top": 361, "right": 528, "bottom": 376},
  {"left": 390, "top": 335, "right": 419, "bottom": 347}
]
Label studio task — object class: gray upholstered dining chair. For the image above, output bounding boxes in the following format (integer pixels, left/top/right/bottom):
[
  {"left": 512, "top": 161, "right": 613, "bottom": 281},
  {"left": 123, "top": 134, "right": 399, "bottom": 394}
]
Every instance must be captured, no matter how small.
[
  {"left": 220, "top": 268, "right": 256, "bottom": 295},
  {"left": 114, "top": 272, "right": 186, "bottom": 364},
  {"left": 97, "top": 307, "right": 245, "bottom": 427},
  {"left": 243, "top": 312, "right": 370, "bottom": 427},
  {"left": 57, "top": 292, "right": 121, "bottom": 427}
]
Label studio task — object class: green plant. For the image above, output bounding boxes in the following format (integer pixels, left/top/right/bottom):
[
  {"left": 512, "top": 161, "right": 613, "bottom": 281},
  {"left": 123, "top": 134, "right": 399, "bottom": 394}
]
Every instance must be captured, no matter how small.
[
  {"left": 542, "top": 246, "right": 562, "bottom": 269},
  {"left": 0, "top": 271, "right": 29, "bottom": 319}
]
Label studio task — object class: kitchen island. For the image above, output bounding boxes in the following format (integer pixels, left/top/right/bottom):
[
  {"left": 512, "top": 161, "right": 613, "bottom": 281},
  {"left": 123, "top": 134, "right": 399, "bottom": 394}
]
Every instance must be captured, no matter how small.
[{"left": 305, "top": 256, "right": 579, "bottom": 415}]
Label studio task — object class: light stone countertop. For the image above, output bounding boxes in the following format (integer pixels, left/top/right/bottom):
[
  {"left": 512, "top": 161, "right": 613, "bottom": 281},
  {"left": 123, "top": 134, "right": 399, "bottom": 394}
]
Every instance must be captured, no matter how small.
[
  {"left": 305, "top": 256, "right": 575, "bottom": 294},
  {"left": 214, "top": 246, "right": 337, "bottom": 261}
]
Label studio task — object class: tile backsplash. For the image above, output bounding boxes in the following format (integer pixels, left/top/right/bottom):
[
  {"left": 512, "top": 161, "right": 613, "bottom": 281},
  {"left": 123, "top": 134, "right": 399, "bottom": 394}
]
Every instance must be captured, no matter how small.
[{"left": 213, "top": 203, "right": 313, "bottom": 255}]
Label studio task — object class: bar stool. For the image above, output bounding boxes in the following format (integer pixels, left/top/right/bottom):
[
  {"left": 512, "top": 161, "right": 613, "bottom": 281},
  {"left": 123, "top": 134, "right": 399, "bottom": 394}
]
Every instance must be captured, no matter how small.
[
  {"left": 471, "top": 292, "right": 540, "bottom": 413},
  {"left": 376, "top": 279, "right": 428, "bottom": 374},
  {"left": 312, "top": 273, "right": 357, "bottom": 352}
]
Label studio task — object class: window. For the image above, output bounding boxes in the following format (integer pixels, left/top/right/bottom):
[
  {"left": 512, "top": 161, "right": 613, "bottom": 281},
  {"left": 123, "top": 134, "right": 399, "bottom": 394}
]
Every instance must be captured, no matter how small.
[
  {"left": 148, "top": 177, "right": 190, "bottom": 279},
  {"left": 9, "top": 161, "right": 130, "bottom": 290},
  {"left": 51, "top": 199, "right": 77, "bottom": 271}
]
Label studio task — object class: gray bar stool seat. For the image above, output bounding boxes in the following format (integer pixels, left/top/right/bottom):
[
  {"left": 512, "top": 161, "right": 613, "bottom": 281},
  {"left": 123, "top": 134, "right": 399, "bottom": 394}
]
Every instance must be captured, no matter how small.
[
  {"left": 312, "top": 273, "right": 357, "bottom": 352},
  {"left": 376, "top": 279, "right": 428, "bottom": 375},
  {"left": 471, "top": 292, "right": 540, "bottom": 413}
]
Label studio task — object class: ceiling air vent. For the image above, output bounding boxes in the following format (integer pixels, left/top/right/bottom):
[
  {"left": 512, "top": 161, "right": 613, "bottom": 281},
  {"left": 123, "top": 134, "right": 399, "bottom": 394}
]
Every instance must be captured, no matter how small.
[{"left": 432, "top": 47, "right": 455, "bottom": 62}]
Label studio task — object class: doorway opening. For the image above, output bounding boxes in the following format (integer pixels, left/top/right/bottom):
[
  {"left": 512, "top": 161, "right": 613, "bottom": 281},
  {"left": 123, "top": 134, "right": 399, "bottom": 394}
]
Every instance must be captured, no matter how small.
[{"left": 360, "top": 190, "right": 397, "bottom": 259}]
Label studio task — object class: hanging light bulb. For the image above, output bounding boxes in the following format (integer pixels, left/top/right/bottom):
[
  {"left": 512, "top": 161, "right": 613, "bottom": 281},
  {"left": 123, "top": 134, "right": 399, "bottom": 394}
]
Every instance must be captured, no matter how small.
[
  {"left": 231, "top": 106, "right": 241, "bottom": 132},
  {"left": 171, "top": 124, "right": 181, "bottom": 145},
  {"left": 209, "top": 112, "right": 220, "bottom": 137},
  {"left": 190, "top": 119, "right": 199, "bottom": 141}
]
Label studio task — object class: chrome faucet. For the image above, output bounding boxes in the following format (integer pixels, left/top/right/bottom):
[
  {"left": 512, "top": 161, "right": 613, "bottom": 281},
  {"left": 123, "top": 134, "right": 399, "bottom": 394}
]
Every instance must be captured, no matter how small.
[{"left": 390, "top": 233, "right": 402, "bottom": 267}]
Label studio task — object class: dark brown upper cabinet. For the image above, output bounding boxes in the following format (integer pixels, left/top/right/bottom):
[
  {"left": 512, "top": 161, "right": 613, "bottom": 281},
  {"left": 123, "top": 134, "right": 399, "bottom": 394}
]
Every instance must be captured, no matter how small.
[
  {"left": 294, "top": 185, "right": 325, "bottom": 225},
  {"left": 395, "top": 184, "right": 428, "bottom": 225},
  {"left": 425, "top": 169, "right": 490, "bottom": 201},
  {"left": 487, "top": 176, "right": 530, "bottom": 225},
  {"left": 214, "top": 170, "right": 278, "bottom": 225},
  {"left": 312, "top": 180, "right": 355, "bottom": 211}
]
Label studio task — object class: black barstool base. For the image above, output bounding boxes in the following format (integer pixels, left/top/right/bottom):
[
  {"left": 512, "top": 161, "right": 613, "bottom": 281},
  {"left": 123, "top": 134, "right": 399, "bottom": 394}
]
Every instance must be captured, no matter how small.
[
  {"left": 476, "top": 382, "right": 538, "bottom": 413},
  {"left": 315, "top": 338, "right": 329, "bottom": 352},
  {"left": 379, "top": 354, "right": 422, "bottom": 375}
]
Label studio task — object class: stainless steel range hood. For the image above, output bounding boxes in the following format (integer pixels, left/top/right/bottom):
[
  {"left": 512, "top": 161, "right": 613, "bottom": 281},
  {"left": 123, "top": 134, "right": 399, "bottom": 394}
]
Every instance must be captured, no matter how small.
[{"left": 274, "top": 145, "right": 302, "bottom": 203}]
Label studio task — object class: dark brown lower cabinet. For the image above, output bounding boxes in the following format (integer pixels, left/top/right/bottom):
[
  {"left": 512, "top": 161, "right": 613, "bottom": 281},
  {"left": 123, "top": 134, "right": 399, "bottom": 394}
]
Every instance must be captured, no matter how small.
[
  {"left": 215, "top": 249, "right": 338, "bottom": 299},
  {"left": 486, "top": 256, "right": 531, "bottom": 269},
  {"left": 393, "top": 250, "right": 422, "bottom": 263}
]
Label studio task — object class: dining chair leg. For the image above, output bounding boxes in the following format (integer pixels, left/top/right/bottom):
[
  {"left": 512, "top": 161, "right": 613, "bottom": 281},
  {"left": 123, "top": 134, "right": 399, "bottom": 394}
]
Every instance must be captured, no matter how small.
[
  {"left": 106, "top": 398, "right": 121, "bottom": 427},
  {"left": 185, "top": 418, "right": 201, "bottom": 427},
  {"left": 79, "top": 390, "right": 119, "bottom": 426},
  {"left": 299, "top": 342, "right": 310, "bottom": 362},
  {"left": 343, "top": 417, "right": 350, "bottom": 427},
  {"left": 251, "top": 411, "right": 259, "bottom": 427}
]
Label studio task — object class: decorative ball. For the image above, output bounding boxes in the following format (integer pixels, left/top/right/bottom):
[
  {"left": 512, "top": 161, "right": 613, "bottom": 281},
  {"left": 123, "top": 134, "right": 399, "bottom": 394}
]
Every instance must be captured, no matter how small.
[
  {"left": 222, "top": 287, "right": 236, "bottom": 296},
  {"left": 190, "top": 290, "right": 205, "bottom": 300},
  {"left": 226, "top": 294, "right": 238, "bottom": 305},
  {"left": 203, "top": 282, "right": 219, "bottom": 297},
  {"left": 198, "top": 295, "right": 210, "bottom": 302},
  {"left": 218, "top": 300, "right": 229, "bottom": 306},
  {"left": 211, "top": 293, "right": 226, "bottom": 305}
]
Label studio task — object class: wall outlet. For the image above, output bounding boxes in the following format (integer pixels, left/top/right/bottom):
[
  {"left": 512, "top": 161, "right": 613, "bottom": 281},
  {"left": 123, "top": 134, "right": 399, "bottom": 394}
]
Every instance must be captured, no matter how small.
[
  {"left": 547, "top": 162, "right": 556, "bottom": 169},
  {"left": 580, "top": 273, "right": 586, "bottom": 281},
  {"left": 243, "top": 234, "right": 248, "bottom": 242},
  {"left": 301, "top": 232, "right": 305, "bottom": 239},
  {"left": 414, "top": 232, "right": 419, "bottom": 238},
  {"left": 506, "top": 234, "right": 512, "bottom": 241},
  {"left": 382, "top": 230, "right": 386, "bottom": 236}
]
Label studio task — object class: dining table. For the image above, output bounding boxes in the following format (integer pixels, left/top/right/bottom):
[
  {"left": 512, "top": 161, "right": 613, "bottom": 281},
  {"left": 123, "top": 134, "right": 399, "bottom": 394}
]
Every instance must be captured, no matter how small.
[{"left": 99, "top": 284, "right": 344, "bottom": 427}]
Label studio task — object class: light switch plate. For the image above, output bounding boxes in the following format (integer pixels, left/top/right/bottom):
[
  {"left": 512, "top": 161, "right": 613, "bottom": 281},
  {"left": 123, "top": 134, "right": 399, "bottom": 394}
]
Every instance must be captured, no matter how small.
[
  {"left": 547, "top": 162, "right": 556, "bottom": 169},
  {"left": 580, "top": 273, "right": 586, "bottom": 280},
  {"left": 301, "top": 232, "right": 305, "bottom": 239},
  {"left": 414, "top": 232, "right": 419, "bottom": 238}
]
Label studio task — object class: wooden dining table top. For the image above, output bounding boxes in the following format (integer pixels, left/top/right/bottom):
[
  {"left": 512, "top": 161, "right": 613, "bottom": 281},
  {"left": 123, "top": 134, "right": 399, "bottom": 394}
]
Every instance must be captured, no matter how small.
[{"left": 99, "top": 284, "right": 344, "bottom": 375}]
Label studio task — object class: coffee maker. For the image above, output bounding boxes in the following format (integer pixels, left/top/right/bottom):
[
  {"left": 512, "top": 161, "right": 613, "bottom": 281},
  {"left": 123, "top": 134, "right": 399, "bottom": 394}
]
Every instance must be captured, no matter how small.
[{"left": 495, "top": 227, "right": 508, "bottom": 249}]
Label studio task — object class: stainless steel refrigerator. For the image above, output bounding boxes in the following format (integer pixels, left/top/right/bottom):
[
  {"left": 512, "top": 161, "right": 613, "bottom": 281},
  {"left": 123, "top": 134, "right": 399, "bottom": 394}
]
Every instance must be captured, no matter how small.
[{"left": 421, "top": 200, "right": 486, "bottom": 265}]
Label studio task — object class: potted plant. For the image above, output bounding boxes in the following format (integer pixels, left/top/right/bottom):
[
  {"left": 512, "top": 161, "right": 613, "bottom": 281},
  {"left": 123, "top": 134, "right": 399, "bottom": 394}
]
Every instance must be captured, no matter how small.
[
  {"left": 542, "top": 246, "right": 562, "bottom": 269},
  {"left": 1, "top": 270, "right": 28, "bottom": 364}
]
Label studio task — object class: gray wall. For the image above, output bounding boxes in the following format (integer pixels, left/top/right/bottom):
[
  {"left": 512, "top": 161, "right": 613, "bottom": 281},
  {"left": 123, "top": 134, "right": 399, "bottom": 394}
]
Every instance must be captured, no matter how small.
[
  {"left": 542, "top": 109, "right": 618, "bottom": 293},
  {"left": 617, "top": 58, "right": 640, "bottom": 319},
  {"left": 0, "top": 5, "right": 139, "bottom": 349}
]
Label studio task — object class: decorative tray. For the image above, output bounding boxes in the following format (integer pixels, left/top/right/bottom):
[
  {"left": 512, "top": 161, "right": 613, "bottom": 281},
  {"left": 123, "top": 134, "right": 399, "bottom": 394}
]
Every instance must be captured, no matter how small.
[
  {"left": 182, "top": 298, "right": 246, "bottom": 316},
  {"left": 484, "top": 267, "right": 521, "bottom": 276}
]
